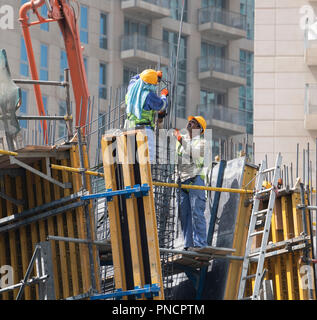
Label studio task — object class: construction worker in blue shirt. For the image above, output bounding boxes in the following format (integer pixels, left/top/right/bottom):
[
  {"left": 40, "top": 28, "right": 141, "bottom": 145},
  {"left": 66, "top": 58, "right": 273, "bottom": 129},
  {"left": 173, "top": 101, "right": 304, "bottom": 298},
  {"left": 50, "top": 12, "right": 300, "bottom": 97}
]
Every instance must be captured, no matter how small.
[
  {"left": 174, "top": 116, "right": 208, "bottom": 250},
  {"left": 125, "top": 69, "right": 169, "bottom": 163}
]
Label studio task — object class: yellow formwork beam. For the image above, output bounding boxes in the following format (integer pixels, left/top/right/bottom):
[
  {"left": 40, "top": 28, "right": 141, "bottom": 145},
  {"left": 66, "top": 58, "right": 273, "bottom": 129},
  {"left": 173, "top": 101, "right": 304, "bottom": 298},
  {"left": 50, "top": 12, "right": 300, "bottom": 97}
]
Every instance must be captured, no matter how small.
[
  {"left": 51, "top": 164, "right": 254, "bottom": 194},
  {"left": 0, "top": 150, "right": 18, "bottom": 156}
]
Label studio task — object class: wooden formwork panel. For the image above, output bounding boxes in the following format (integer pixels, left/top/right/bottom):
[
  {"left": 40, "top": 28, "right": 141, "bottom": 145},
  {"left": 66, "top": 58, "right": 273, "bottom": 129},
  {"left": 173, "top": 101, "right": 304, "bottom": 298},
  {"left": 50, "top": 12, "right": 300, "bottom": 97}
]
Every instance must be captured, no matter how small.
[
  {"left": 0, "top": 144, "right": 100, "bottom": 300},
  {"left": 247, "top": 191, "right": 315, "bottom": 300},
  {"left": 101, "top": 129, "right": 164, "bottom": 300}
]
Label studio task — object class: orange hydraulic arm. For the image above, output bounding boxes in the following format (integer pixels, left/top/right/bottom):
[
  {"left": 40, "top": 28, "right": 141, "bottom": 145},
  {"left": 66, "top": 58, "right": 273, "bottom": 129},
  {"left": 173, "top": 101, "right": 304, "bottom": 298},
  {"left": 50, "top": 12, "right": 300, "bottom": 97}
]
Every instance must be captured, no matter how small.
[{"left": 19, "top": 0, "right": 89, "bottom": 138}]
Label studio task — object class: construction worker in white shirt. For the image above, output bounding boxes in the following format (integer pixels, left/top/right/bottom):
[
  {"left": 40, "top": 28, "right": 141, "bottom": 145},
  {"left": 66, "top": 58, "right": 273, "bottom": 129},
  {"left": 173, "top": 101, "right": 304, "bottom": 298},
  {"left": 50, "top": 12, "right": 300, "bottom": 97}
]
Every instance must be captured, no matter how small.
[{"left": 174, "top": 116, "right": 208, "bottom": 250}]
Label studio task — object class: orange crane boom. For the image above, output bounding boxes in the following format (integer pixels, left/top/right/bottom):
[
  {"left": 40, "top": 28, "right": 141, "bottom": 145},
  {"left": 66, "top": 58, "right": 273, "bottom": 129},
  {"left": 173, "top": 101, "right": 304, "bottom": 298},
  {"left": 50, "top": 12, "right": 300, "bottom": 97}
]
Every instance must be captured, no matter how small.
[{"left": 19, "top": 0, "right": 89, "bottom": 139}]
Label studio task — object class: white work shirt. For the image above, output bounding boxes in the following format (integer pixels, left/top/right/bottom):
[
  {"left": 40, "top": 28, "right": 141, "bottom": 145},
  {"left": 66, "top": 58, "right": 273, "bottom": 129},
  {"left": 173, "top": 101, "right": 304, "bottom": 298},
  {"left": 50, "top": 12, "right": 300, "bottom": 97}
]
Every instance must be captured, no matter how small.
[{"left": 176, "top": 134, "right": 206, "bottom": 182}]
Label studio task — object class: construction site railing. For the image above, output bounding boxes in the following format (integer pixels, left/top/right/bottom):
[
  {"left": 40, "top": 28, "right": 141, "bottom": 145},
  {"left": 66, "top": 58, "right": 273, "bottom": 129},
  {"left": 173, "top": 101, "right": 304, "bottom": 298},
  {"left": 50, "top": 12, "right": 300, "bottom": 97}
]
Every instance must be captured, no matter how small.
[
  {"left": 198, "top": 6, "right": 246, "bottom": 30},
  {"left": 121, "top": 34, "right": 170, "bottom": 58},
  {"left": 198, "top": 55, "right": 246, "bottom": 78},
  {"left": 197, "top": 104, "right": 247, "bottom": 127}
]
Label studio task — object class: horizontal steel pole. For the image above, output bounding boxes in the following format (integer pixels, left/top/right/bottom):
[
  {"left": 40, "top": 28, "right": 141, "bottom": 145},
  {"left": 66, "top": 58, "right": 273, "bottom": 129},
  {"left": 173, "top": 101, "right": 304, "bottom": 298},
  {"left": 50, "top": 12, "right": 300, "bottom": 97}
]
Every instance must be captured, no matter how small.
[
  {"left": 153, "top": 181, "right": 254, "bottom": 194},
  {"left": 0, "top": 201, "right": 84, "bottom": 233},
  {"left": 51, "top": 164, "right": 104, "bottom": 177},
  {"left": 51, "top": 164, "right": 254, "bottom": 194},
  {"left": 0, "top": 192, "right": 82, "bottom": 227},
  {"left": 0, "top": 275, "right": 48, "bottom": 294},
  {"left": 13, "top": 79, "right": 67, "bottom": 87},
  {"left": 297, "top": 205, "right": 317, "bottom": 211},
  {"left": 17, "top": 115, "right": 72, "bottom": 121},
  {"left": 47, "top": 235, "right": 110, "bottom": 248}
]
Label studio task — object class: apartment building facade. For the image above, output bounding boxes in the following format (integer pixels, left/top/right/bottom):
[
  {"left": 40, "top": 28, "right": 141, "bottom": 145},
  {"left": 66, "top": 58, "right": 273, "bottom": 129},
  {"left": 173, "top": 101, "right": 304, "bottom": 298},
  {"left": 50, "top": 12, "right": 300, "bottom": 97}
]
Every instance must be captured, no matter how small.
[
  {"left": 254, "top": 1, "right": 317, "bottom": 178},
  {"left": 0, "top": 0, "right": 254, "bottom": 160}
]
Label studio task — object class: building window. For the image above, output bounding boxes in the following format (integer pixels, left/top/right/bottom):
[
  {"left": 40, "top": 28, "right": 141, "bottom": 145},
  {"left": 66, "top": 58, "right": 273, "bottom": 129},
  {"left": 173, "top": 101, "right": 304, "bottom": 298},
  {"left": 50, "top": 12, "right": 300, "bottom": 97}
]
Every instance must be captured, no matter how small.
[
  {"left": 170, "top": 0, "right": 188, "bottom": 22},
  {"left": 201, "top": 42, "right": 225, "bottom": 58},
  {"left": 80, "top": 5, "right": 88, "bottom": 44},
  {"left": 58, "top": 100, "right": 67, "bottom": 138},
  {"left": 19, "top": 90, "right": 28, "bottom": 129},
  {"left": 40, "top": 44, "right": 49, "bottom": 81},
  {"left": 99, "top": 63, "right": 107, "bottom": 100},
  {"left": 20, "top": 37, "right": 29, "bottom": 76},
  {"left": 100, "top": 13, "right": 107, "bottom": 49},
  {"left": 163, "top": 30, "right": 187, "bottom": 118},
  {"left": 240, "top": 0, "right": 254, "bottom": 40},
  {"left": 239, "top": 50, "right": 253, "bottom": 134},
  {"left": 199, "top": 89, "right": 225, "bottom": 120},
  {"left": 40, "top": 3, "right": 49, "bottom": 31},
  {"left": 124, "top": 19, "right": 149, "bottom": 36},
  {"left": 60, "top": 49, "right": 68, "bottom": 81},
  {"left": 202, "top": 0, "right": 225, "bottom": 9}
]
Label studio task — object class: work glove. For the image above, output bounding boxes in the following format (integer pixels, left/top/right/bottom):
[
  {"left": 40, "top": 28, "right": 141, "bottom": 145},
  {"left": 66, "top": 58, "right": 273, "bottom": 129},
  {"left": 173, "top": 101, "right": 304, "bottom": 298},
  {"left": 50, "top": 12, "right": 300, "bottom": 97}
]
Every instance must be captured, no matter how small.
[
  {"left": 174, "top": 129, "right": 182, "bottom": 143},
  {"left": 161, "top": 88, "right": 169, "bottom": 97}
]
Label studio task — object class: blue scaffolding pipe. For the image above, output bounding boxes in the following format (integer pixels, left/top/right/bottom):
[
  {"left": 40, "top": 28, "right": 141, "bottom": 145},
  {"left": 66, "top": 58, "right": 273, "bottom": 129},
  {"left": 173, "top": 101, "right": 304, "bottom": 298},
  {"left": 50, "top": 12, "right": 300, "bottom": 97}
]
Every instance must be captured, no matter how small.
[
  {"left": 81, "top": 184, "right": 150, "bottom": 202},
  {"left": 90, "top": 284, "right": 160, "bottom": 300}
]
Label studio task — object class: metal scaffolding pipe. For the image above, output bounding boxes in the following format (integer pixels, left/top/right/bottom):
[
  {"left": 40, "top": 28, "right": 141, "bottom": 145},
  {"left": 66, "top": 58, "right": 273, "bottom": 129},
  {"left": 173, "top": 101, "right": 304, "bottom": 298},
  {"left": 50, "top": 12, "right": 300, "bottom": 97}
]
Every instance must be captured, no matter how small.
[{"left": 51, "top": 163, "right": 254, "bottom": 194}]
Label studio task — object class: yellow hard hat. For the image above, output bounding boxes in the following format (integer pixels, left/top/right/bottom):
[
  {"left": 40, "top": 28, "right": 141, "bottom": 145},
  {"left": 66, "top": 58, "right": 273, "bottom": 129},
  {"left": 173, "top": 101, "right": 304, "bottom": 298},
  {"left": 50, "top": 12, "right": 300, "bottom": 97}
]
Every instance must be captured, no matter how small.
[
  {"left": 140, "top": 69, "right": 159, "bottom": 85},
  {"left": 188, "top": 116, "right": 207, "bottom": 133},
  {"left": 262, "top": 181, "right": 272, "bottom": 189}
]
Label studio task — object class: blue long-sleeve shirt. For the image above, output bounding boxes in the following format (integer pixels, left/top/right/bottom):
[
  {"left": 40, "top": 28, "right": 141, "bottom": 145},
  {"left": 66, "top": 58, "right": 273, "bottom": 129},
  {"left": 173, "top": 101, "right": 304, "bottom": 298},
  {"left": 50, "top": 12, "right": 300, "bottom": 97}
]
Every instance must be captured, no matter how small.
[{"left": 128, "top": 75, "right": 168, "bottom": 112}]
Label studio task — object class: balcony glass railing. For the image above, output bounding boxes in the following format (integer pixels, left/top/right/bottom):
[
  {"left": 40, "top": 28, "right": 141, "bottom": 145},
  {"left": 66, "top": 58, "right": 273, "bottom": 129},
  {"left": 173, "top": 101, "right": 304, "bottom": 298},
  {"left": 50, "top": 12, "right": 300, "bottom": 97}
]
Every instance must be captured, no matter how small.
[
  {"left": 197, "top": 104, "right": 247, "bottom": 127},
  {"left": 198, "top": 56, "right": 246, "bottom": 78},
  {"left": 121, "top": 34, "right": 169, "bottom": 58},
  {"left": 121, "top": 0, "right": 169, "bottom": 9},
  {"left": 305, "top": 83, "right": 317, "bottom": 114},
  {"left": 198, "top": 7, "right": 246, "bottom": 30}
]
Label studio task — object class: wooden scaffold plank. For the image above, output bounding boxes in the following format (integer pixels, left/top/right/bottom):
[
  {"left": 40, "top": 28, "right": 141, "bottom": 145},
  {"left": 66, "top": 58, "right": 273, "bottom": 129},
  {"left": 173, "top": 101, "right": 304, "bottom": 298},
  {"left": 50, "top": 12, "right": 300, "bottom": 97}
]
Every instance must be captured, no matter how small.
[
  {"left": 117, "top": 134, "right": 145, "bottom": 298},
  {"left": 15, "top": 174, "right": 32, "bottom": 300},
  {"left": 292, "top": 191, "right": 308, "bottom": 300},
  {"left": 69, "top": 144, "right": 91, "bottom": 293},
  {"left": 101, "top": 136, "right": 127, "bottom": 294},
  {"left": 136, "top": 130, "right": 164, "bottom": 300},
  {"left": 51, "top": 158, "right": 70, "bottom": 298},
  {"left": 25, "top": 169, "right": 39, "bottom": 299},
  {"left": 5, "top": 175, "right": 19, "bottom": 298},
  {"left": 82, "top": 142, "right": 101, "bottom": 293},
  {"left": 270, "top": 198, "right": 288, "bottom": 300},
  {"left": 60, "top": 158, "right": 80, "bottom": 296},
  {"left": 281, "top": 194, "right": 299, "bottom": 300}
]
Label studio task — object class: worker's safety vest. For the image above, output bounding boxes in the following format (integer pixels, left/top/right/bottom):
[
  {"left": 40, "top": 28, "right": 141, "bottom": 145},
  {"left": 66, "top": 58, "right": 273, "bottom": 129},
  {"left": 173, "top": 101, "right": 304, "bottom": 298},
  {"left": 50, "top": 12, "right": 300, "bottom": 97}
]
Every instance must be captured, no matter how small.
[
  {"left": 176, "top": 138, "right": 205, "bottom": 181},
  {"left": 127, "top": 110, "right": 155, "bottom": 128}
]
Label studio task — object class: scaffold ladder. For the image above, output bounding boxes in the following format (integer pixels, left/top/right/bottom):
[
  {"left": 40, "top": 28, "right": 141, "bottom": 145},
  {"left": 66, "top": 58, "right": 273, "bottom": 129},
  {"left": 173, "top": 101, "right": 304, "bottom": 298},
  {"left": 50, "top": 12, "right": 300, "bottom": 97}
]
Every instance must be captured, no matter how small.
[{"left": 238, "top": 153, "right": 282, "bottom": 300}]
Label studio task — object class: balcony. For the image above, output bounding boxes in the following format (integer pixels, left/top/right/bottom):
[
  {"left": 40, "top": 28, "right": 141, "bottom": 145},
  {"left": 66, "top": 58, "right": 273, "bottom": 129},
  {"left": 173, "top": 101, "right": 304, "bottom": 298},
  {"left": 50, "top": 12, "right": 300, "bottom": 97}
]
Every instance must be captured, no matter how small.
[
  {"left": 197, "top": 104, "right": 247, "bottom": 135},
  {"left": 121, "top": 0, "right": 170, "bottom": 19},
  {"left": 304, "top": 84, "right": 317, "bottom": 130},
  {"left": 304, "top": 23, "right": 317, "bottom": 66},
  {"left": 121, "top": 34, "right": 170, "bottom": 67},
  {"left": 198, "top": 56, "right": 246, "bottom": 89},
  {"left": 198, "top": 7, "right": 247, "bottom": 41}
]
